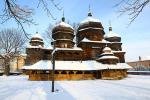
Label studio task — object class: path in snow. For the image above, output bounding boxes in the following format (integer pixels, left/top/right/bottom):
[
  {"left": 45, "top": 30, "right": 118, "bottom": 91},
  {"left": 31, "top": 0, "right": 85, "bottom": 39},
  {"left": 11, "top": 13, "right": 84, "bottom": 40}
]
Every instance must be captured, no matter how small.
[{"left": 0, "top": 75, "right": 150, "bottom": 100}]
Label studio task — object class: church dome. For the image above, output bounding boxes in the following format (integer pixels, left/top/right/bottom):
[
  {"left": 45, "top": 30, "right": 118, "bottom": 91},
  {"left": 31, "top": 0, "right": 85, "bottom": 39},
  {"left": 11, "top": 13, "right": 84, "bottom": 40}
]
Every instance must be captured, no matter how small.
[
  {"left": 105, "top": 31, "right": 120, "bottom": 38},
  {"left": 103, "top": 47, "right": 112, "bottom": 53},
  {"left": 30, "top": 32, "right": 44, "bottom": 47},
  {"left": 96, "top": 46, "right": 119, "bottom": 64},
  {"left": 52, "top": 17, "right": 74, "bottom": 34},
  {"left": 76, "top": 10, "right": 105, "bottom": 43},
  {"left": 51, "top": 16, "right": 75, "bottom": 48},
  {"left": 105, "top": 26, "right": 121, "bottom": 42},
  {"left": 78, "top": 12, "right": 104, "bottom": 32},
  {"left": 31, "top": 32, "right": 43, "bottom": 42},
  {"left": 31, "top": 32, "right": 43, "bottom": 40}
]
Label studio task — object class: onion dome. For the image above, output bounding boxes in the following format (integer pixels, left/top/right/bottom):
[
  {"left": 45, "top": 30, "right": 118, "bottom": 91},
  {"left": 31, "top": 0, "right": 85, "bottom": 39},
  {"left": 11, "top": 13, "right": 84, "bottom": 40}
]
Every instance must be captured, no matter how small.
[
  {"left": 103, "top": 47, "right": 112, "bottom": 53},
  {"left": 77, "top": 8, "right": 105, "bottom": 42},
  {"left": 52, "top": 17, "right": 74, "bottom": 36},
  {"left": 78, "top": 12, "right": 104, "bottom": 31},
  {"left": 32, "top": 32, "right": 43, "bottom": 39},
  {"left": 96, "top": 46, "right": 119, "bottom": 64},
  {"left": 51, "top": 16, "right": 75, "bottom": 48},
  {"left": 29, "top": 32, "right": 44, "bottom": 47},
  {"left": 105, "top": 26, "right": 121, "bottom": 42}
]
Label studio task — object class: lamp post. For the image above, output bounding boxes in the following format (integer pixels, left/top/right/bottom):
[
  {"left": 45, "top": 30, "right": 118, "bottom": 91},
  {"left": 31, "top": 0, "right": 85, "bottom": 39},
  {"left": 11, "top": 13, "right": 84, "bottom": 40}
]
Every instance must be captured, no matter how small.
[{"left": 51, "top": 41, "right": 55, "bottom": 92}]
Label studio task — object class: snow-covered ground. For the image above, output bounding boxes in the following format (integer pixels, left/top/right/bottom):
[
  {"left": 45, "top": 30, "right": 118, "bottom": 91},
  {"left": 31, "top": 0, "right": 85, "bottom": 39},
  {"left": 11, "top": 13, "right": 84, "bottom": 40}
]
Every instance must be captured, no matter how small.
[{"left": 0, "top": 75, "right": 150, "bottom": 100}]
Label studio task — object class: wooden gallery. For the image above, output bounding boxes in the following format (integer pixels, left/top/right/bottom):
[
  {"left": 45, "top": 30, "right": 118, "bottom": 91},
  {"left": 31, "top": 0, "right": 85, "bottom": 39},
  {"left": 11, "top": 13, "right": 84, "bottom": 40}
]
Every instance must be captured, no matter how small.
[{"left": 22, "top": 11, "right": 131, "bottom": 80}]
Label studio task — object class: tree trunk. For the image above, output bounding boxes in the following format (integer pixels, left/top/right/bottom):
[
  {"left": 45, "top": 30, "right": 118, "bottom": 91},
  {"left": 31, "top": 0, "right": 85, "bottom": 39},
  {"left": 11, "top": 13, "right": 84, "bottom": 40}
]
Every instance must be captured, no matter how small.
[{"left": 4, "top": 59, "right": 10, "bottom": 76}]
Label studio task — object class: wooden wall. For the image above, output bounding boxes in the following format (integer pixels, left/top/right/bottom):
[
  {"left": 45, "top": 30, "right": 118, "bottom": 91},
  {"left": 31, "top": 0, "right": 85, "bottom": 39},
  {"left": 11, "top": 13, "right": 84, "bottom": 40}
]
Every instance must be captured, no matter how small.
[
  {"left": 24, "top": 70, "right": 127, "bottom": 81},
  {"left": 101, "top": 69, "right": 127, "bottom": 80}
]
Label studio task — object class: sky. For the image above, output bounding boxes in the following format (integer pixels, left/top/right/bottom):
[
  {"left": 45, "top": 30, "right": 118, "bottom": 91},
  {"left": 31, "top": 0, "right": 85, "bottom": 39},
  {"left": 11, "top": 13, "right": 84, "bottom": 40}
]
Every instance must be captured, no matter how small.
[{"left": 0, "top": 0, "right": 150, "bottom": 62}]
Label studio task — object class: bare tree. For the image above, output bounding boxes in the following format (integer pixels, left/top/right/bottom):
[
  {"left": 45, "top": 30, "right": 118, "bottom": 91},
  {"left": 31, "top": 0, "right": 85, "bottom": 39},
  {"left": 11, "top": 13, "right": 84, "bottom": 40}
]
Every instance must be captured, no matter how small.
[
  {"left": 0, "top": 28, "right": 27, "bottom": 75},
  {"left": 0, "top": 0, "right": 62, "bottom": 38},
  {"left": 116, "top": 0, "right": 150, "bottom": 24},
  {"left": 43, "top": 23, "right": 53, "bottom": 45},
  {"left": 72, "top": 22, "right": 79, "bottom": 44}
]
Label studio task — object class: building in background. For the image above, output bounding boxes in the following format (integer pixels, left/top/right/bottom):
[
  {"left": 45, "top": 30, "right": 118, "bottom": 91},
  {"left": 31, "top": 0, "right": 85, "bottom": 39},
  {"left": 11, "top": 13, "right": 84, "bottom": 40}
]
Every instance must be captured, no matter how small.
[
  {"left": 0, "top": 54, "right": 26, "bottom": 74},
  {"left": 10, "top": 54, "right": 27, "bottom": 72},
  {"left": 127, "top": 56, "right": 150, "bottom": 71}
]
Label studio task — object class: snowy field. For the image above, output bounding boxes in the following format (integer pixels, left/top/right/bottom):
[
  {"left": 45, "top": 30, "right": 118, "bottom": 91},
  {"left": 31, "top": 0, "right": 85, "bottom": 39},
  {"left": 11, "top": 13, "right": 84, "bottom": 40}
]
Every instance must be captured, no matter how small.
[{"left": 0, "top": 75, "right": 150, "bottom": 100}]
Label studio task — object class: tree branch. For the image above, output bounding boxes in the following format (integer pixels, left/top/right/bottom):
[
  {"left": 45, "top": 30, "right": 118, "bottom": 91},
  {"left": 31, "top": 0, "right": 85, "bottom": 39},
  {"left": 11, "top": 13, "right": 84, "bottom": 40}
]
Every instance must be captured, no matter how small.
[{"left": 115, "top": 0, "right": 150, "bottom": 24}]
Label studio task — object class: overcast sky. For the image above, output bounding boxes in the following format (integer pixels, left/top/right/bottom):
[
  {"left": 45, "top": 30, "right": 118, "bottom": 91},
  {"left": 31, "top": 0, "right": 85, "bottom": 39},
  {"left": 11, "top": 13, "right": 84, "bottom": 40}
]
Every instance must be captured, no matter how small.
[{"left": 0, "top": 0, "right": 150, "bottom": 62}]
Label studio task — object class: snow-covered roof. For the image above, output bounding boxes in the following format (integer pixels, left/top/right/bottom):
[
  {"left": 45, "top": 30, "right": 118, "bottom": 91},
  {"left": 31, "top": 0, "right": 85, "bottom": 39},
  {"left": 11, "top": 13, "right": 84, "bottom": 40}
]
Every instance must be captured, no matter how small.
[
  {"left": 55, "top": 21, "right": 73, "bottom": 29},
  {"left": 22, "top": 60, "right": 132, "bottom": 70},
  {"left": 78, "top": 27, "right": 102, "bottom": 31},
  {"left": 100, "top": 52, "right": 114, "bottom": 56},
  {"left": 30, "top": 40, "right": 43, "bottom": 42},
  {"left": 56, "top": 39, "right": 72, "bottom": 41},
  {"left": 32, "top": 32, "right": 43, "bottom": 39},
  {"left": 98, "top": 56, "right": 119, "bottom": 60},
  {"left": 105, "top": 31, "right": 120, "bottom": 38},
  {"left": 112, "top": 51, "right": 125, "bottom": 53},
  {"left": 27, "top": 44, "right": 43, "bottom": 49},
  {"left": 101, "top": 39, "right": 110, "bottom": 43},
  {"left": 81, "top": 38, "right": 101, "bottom": 43},
  {"left": 107, "top": 63, "right": 132, "bottom": 69},
  {"left": 20, "top": 53, "right": 27, "bottom": 57},
  {"left": 22, "top": 60, "right": 103, "bottom": 70},
  {"left": 80, "top": 16, "right": 100, "bottom": 25},
  {"left": 55, "top": 47, "right": 82, "bottom": 51},
  {"left": 45, "top": 45, "right": 53, "bottom": 50},
  {"left": 81, "top": 38, "right": 110, "bottom": 44},
  {"left": 82, "top": 37, "right": 91, "bottom": 42}
]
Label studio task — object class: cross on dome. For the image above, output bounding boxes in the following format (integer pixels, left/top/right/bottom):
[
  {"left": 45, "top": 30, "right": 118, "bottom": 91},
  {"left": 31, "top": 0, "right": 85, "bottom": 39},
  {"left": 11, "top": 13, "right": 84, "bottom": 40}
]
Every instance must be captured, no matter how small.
[
  {"left": 109, "top": 21, "right": 112, "bottom": 32},
  {"left": 62, "top": 10, "right": 65, "bottom": 22},
  {"left": 32, "top": 32, "right": 43, "bottom": 39},
  {"left": 88, "top": 4, "right": 92, "bottom": 17}
]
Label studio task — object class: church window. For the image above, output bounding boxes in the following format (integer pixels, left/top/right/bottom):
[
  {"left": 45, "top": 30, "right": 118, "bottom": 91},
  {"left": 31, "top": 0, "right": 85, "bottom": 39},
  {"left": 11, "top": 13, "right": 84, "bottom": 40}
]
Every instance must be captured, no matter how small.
[
  {"left": 64, "top": 44, "right": 67, "bottom": 48},
  {"left": 60, "top": 43, "right": 67, "bottom": 48}
]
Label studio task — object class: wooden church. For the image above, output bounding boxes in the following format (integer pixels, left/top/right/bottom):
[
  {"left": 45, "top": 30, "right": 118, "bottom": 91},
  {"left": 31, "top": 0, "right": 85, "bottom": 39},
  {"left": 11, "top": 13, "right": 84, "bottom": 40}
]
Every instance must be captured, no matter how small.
[{"left": 22, "top": 10, "right": 131, "bottom": 80}]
